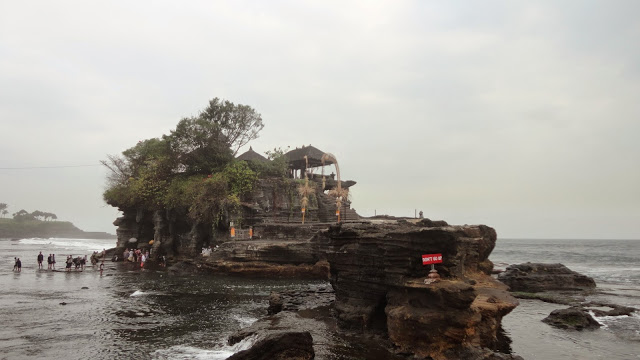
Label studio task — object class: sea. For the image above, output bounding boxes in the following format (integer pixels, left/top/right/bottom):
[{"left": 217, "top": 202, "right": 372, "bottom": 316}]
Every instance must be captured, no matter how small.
[{"left": 0, "top": 237, "right": 638, "bottom": 360}]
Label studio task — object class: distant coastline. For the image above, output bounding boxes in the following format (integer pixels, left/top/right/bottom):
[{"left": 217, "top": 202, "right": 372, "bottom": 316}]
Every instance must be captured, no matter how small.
[{"left": 0, "top": 218, "right": 115, "bottom": 239}]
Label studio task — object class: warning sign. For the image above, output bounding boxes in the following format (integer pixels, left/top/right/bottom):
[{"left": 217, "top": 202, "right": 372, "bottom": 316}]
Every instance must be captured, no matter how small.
[{"left": 422, "top": 253, "right": 443, "bottom": 265}]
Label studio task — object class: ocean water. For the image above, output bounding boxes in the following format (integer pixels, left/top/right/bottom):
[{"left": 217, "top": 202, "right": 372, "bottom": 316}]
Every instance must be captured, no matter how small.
[
  {"left": 1, "top": 237, "right": 638, "bottom": 359},
  {"left": 491, "top": 238, "right": 640, "bottom": 360}
]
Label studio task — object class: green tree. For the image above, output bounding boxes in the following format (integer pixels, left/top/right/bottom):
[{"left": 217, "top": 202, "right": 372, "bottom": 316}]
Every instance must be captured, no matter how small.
[
  {"left": 13, "top": 209, "right": 35, "bottom": 222},
  {"left": 0, "top": 203, "right": 7, "bottom": 218},
  {"left": 102, "top": 97, "right": 265, "bottom": 221},
  {"left": 199, "top": 98, "right": 264, "bottom": 156}
]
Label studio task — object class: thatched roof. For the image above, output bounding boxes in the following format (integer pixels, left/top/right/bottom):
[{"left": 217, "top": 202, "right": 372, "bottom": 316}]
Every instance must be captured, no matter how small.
[
  {"left": 284, "top": 145, "right": 333, "bottom": 169},
  {"left": 236, "top": 147, "right": 269, "bottom": 162}
]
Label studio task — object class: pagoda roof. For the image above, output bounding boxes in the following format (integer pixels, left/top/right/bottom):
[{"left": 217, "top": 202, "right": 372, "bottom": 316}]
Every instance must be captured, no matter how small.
[
  {"left": 236, "top": 147, "right": 269, "bottom": 162},
  {"left": 284, "top": 145, "right": 334, "bottom": 168}
]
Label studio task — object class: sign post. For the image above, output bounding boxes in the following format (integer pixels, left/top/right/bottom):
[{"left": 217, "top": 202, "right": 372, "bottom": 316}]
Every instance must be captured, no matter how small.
[{"left": 422, "top": 253, "right": 442, "bottom": 284}]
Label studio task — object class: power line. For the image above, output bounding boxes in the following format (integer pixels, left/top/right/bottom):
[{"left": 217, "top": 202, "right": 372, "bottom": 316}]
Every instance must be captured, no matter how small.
[{"left": 0, "top": 164, "right": 102, "bottom": 170}]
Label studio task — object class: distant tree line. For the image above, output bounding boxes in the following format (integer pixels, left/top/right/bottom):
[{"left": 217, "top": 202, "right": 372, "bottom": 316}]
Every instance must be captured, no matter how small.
[{"left": 0, "top": 203, "right": 58, "bottom": 221}]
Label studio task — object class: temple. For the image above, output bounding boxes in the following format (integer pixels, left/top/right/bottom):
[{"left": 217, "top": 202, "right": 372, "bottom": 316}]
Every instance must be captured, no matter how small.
[{"left": 235, "top": 145, "right": 358, "bottom": 226}]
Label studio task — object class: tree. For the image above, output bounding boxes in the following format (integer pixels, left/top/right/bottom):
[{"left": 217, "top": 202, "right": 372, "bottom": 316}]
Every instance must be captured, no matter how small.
[
  {"left": 0, "top": 203, "right": 7, "bottom": 218},
  {"left": 1, "top": 209, "right": 7, "bottom": 218},
  {"left": 102, "top": 97, "right": 264, "bottom": 221},
  {"left": 13, "top": 209, "right": 35, "bottom": 222},
  {"left": 198, "top": 98, "right": 264, "bottom": 156}
]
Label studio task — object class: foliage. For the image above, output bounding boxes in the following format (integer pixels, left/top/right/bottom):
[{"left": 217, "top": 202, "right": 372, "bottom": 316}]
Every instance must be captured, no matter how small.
[
  {"left": 11, "top": 209, "right": 58, "bottom": 222},
  {"left": 247, "top": 147, "right": 289, "bottom": 178},
  {"left": 0, "top": 203, "right": 8, "bottom": 218},
  {"left": 223, "top": 161, "right": 257, "bottom": 197},
  {"left": 102, "top": 97, "right": 266, "bottom": 227},
  {"left": 198, "top": 98, "right": 264, "bottom": 156}
]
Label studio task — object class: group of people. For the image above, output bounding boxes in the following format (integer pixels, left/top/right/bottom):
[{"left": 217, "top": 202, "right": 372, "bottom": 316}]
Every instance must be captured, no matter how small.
[
  {"left": 123, "top": 248, "right": 150, "bottom": 268},
  {"left": 12, "top": 251, "right": 102, "bottom": 272},
  {"left": 122, "top": 248, "right": 166, "bottom": 268}
]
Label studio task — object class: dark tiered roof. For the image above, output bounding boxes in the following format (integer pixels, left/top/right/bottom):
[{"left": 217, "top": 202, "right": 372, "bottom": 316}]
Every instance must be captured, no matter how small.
[
  {"left": 284, "top": 145, "right": 333, "bottom": 169},
  {"left": 236, "top": 147, "right": 269, "bottom": 162}
]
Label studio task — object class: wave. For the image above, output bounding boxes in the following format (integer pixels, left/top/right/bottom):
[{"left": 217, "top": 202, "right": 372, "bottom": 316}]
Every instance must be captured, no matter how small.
[
  {"left": 18, "top": 237, "right": 116, "bottom": 252},
  {"left": 152, "top": 335, "right": 257, "bottom": 360},
  {"left": 231, "top": 313, "right": 258, "bottom": 328},
  {"left": 130, "top": 290, "right": 146, "bottom": 297}
]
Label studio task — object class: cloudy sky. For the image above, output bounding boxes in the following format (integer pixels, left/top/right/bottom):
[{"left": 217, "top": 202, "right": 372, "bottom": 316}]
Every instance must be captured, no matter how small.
[{"left": 1, "top": 1, "right": 638, "bottom": 239}]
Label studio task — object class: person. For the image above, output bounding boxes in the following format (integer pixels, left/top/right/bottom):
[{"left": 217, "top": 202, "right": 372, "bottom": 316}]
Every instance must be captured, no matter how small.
[
  {"left": 419, "top": 210, "right": 424, "bottom": 219},
  {"left": 37, "top": 251, "right": 44, "bottom": 269},
  {"left": 66, "top": 255, "right": 73, "bottom": 272},
  {"left": 47, "top": 254, "right": 52, "bottom": 270},
  {"left": 52, "top": 254, "right": 56, "bottom": 270},
  {"left": 81, "top": 255, "right": 87, "bottom": 270},
  {"left": 13, "top": 257, "right": 18, "bottom": 271},
  {"left": 140, "top": 253, "right": 146, "bottom": 268},
  {"left": 16, "top": 258, "right": 22, "bottom": 272}
]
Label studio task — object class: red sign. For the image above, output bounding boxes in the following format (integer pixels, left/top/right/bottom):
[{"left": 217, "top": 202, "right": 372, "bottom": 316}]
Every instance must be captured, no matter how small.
[{"left": 422, "top": 253, "right": 443, "bottom": 265}]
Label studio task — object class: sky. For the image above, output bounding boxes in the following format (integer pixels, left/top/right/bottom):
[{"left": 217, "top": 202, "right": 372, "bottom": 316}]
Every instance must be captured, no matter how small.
[{"left": 1, "top": 1, "right": 638, "bottom": 239}]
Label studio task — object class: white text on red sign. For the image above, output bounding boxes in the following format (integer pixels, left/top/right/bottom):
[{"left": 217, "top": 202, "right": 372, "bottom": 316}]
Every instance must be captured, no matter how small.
[{"left": 422, "top": 253, "right": 443, "bottom": 265}]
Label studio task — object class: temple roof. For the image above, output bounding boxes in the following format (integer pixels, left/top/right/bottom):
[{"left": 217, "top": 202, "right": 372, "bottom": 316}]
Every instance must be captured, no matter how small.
[
  {"left": 236, "top": 147, "right": 269, "bottom": 162},
  {"left": 284, "top": 145, "right": 333, "bottom": 169}
]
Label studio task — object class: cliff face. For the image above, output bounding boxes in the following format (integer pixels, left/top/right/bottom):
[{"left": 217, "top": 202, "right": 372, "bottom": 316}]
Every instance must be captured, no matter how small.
[{"left": 319, "top": 221, "right": 519, "bottom": 359}]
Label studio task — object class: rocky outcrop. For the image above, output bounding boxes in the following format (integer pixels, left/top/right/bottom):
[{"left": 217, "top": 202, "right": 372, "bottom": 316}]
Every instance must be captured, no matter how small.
[
  {"left": 200, "top": 226, "right": 332, "bottom": 278},
  {"left": 498, "top": 263, "right": 596, "bottom": 292},
  {"left": 226, "top": 331, "right": 315, "bottom": 360},
  {"left": 542, "top": 307, "right": 601, "bottom": 330},
  {"left": 320, "top": 221, "right": 520, "bottom": 360}
]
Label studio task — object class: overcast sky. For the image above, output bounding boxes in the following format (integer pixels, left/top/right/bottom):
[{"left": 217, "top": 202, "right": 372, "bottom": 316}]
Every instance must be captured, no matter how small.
[{"left": 1, "top": 1, "right": 638, "bottom": 239}]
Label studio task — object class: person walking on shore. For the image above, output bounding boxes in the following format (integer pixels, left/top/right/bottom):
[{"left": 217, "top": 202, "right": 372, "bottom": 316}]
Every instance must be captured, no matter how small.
[
  {"left": 16, "top": 258, "right": 22, "bottom": 272},
  {"left": 47, "top": 254, "right": 52, "bottom": 270},
  {"left": 37, "top": 251, "right": 44, "bottom": 270},
  {"left": 65, "top": 255, "right": 73, "bottom": 272},
  {"left": 13, "top": 257, "right": 18, "bottom": 271},
  {"left": 52, "top": 254, "right": 56, "bottom": 270}
]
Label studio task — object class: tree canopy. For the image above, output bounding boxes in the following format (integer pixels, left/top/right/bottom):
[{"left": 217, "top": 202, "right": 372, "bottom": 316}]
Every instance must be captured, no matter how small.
[{"left": 102, "top": 98, "right": 265, "bottom": 225}]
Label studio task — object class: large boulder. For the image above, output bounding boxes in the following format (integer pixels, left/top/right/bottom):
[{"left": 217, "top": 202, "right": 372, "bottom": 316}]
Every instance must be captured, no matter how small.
[
  {"left": 227, "top": 331, "right": 314, "bottom": 360},
  {"left": 498, "top": 263, "right": 596, "bottom": 292},
  {"left": 542, "top": 307, "right": 601, "bottom": 330}
]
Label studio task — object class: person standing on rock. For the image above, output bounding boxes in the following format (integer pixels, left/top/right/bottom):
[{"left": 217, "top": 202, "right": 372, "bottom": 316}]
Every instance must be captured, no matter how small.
[{"left": 37, "top": 251, "right": 44, "bottom": 270}]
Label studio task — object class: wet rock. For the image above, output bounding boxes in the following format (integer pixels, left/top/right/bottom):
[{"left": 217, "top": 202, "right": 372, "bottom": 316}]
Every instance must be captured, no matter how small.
[
  {"left": 227, "top": 331, "right": 314, "bottom": 360},
  {"left": 542, "top": 307, "right": 601, "bottom": 330},
  {"left": 268, "top": 292, "right": 283, "bottom": 315},
  {"left": 498, "top": 263, "right": 596, "bottom": 292}
]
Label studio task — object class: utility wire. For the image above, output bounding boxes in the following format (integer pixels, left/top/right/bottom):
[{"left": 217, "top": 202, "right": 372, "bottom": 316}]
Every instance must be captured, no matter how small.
[{"left": 0, "top": 164, "right": 102, "bottom": 170}]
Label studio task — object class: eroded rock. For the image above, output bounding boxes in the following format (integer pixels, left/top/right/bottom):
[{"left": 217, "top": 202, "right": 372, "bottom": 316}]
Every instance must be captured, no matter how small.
[
  {"left": 498, "top": 263, "right": 596, "bottom": 292},
  {"left": 542, "top": 307, "right": 601, "bottom": 330}
]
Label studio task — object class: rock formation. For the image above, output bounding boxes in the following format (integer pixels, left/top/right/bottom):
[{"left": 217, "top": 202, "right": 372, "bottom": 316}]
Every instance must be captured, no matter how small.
[
  {"left": 542, "top": 307, "right": 601, "bottom": 330},
  {"left": 497, "top": 263, "right": 596, "bottom": 292},
  {"left": 226, "top": 331, "right": 315, "bottom": 360},
  {"left": 318, "top": 221, "right": 520, "bottom": 360}
]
